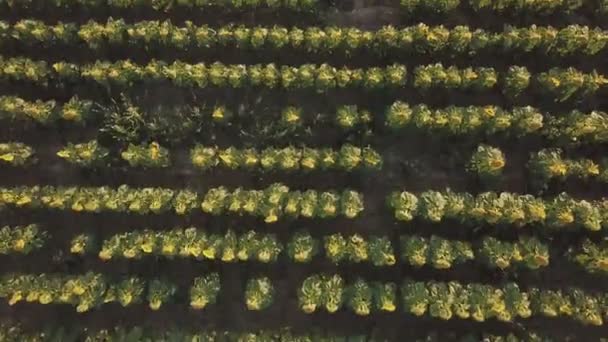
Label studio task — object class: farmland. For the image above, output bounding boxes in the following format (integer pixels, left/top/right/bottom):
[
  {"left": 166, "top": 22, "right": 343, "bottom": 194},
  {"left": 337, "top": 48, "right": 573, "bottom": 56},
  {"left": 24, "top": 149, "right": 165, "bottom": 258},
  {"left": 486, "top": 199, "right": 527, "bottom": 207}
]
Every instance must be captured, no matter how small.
[{"left": 0, "top": 0, "right": 608, "bottom": 341}]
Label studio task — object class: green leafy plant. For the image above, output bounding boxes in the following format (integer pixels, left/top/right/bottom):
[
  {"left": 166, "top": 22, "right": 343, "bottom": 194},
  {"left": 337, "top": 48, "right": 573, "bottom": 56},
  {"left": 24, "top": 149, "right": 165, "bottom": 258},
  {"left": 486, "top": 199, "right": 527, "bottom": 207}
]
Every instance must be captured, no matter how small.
[
  {"left": 57, "top": 140, "right": 109, "bottom": 167},
  {"left": 0, "top": 143, "right": 34, "bottom": 166},
  {"left": 189, "top": 273, "right": 220, "bottom": 310},
  {"left": 245, "top": 277, "right": 274, "bottom": 311},
  {"left": 120, "top": 141, "right": 170, "bottom": 168},
  {"left": 467, "top": 144, "right": 505, "bottom": 179},
  {"left": 0, "top": 224, "right": 47, "bottom": 254}
]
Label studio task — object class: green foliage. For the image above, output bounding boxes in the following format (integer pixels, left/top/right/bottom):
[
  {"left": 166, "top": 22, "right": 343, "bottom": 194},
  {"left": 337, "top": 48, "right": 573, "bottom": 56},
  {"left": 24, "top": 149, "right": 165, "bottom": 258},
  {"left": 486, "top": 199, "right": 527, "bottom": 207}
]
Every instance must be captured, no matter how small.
[
  {"left": 413, "top": 64, "right": 497, "bottom": 91},
  {"left": 0, "top": 324, "right": 396, "bottom": 342},
  {"left": 400, "top": 235, "right": 474, "bottom": 269},
  {"left": 0, "top": 224, "right": 47, "bottom": 254},
  {"left": 189, "top": 273, "right": 220, "bottom": 310},
  {"left": 537, "top": 68, "right": 608, "bottom": 102},
  {"left": 400, "top": 0, "right": 460, "bottom": 13},
  {"left": 386, "top": 102, "right": 545, "bottom": 138},
  {"left": 323, "top": 233, "right": 395, "bottom": 266},
  {"left": 69, "top": 233, "right": 94, "bottom": 255},
  {"left": 147, "top": 279, "right": 176, "bottom": 310},
  {"left": 0, "top": 57, "right": 409, "bottom": 91},
  {"left": 403, "top": 280, "right": 603, "bottom": 325},
  {"left": 99, "top": 228, "right": 281, "bottom": 263},
  {"left": 467, "top": 144, "right": 505, "bottom": 179},
  {"left": 2, "top": 1, "right": 320, "bottom": 11},
  {"left": 503, "top": 66, "right": 530, "bottom": 97},
  {"left": 4, "top": 20, "right": 608, "bottom": 59},
  {"left": 544, "top": 110, "right": 608, "bottom": 144},
  {"left": 298, "top": 274, "right": 396, "bottom": 316},
  {"left": 0, "top": 184, "right": 352, "bottom": 221},
  {"left": 190, "top": 144, "right": 382, "bottom": 171},
  {"left": 57, "top": 140, "right": 109, "bottom": 167},
  {"left": 0, "top": 96, "right": 58, "bottom": 123},
  {"left": 287, "top": 230, "right": 318, "bottom": 263},
  {"left": 17, "top": 57, "right": 608, "bottom": 97},
  {"left": 120, "top": 141, "right": 170, "bottom": 168},
  {"left": 100, "top": 96, "right": 204, "bottom": 144},
  {"left": 469, "top": 0, "right": 585, "bottom": 14},
  {"left": 529, "top": 148, "right": 606, "bottom": 185},
  {"left": 571, "top": 239, "right": 608, "bottom": 275},
  {"left": 347, "top": 278, "right": 372, "bottom": 316},
  {"left": 0, "top": 273, "right": 177, "bottom": 312},
  {"left": 389, "top": 189, "right": 608, "bottom": 231},
  {"left": 245, "top": 277, "right": 274, "bottom": 311},
  {"left": 478, "top": 236, "right": 549, "bottom": 270},
  {"left": 0, "top": 142, "right": 34, "bottom": 166},
  {"left": 298, "top": 274, "right": 323, "bottom": 313}
]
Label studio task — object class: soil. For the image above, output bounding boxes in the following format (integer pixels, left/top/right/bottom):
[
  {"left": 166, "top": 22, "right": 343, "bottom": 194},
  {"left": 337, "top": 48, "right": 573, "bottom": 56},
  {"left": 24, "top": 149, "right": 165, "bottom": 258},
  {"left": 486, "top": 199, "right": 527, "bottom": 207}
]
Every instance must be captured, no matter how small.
[{"left": 1, "top": 1, "right": 608, "bottom": 341}]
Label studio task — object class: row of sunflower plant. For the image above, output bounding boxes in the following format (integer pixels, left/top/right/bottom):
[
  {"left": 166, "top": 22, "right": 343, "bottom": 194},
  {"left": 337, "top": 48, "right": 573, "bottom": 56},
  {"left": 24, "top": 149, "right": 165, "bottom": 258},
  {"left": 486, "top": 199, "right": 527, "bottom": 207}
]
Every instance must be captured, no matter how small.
[
  {"left": 4, "top": 20, "right": 608, "bottom": 58},
  {"left": 2, "top": 96, "right": 607, "bottom": 148},
  {"left": 389, "top": 190, "right": 608, "bottom": 231},
  {"left": 299, "top": 274, "right": 607, "bottom": 325},
  {"left": 1, "top": 57, "right": 606, "bottom": 101},
  {"left": 0, "top": 184, "right": 364, "bottom": 222},
  {"left": 0, "top": 272, "right": 220, "bottom": 312}
]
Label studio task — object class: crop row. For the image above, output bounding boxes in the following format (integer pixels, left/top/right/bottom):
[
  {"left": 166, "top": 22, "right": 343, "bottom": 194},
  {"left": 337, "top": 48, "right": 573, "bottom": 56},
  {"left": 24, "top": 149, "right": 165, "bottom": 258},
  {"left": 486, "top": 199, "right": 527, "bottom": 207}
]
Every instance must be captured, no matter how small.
[
  {"left": 466, "top": 144, "right": 506, "bottom": 179},
  {"left": 0, "top": 324, "right": 548, "bottom": 342},
  {"left": 4, "top": 20, "right": 608, "bottom": 58},
  {"left": 0, "top": 142, "right": 33, "bottom": 166},
  {"left": 92, "top": 229, "right": 386, "bottom": 266},
  {"left": 389, "top": 190, "right": 608, "bottom": 232},
  {"left": 2, "top": 57, "right": 606, "bottom": 101},
  {"left": 299, "top": 275, "right": 607, "bottom": 325},
  {"left": 3, "top": 96, "right": 607, "bottom": 147},
  {"left": 61, "top": 141, "right": 382, "bottom": 170},
  {"left": 0, "top": 272, "right": 221, "bottom": 312},
  {"left": 0, "top": 225, "right": 601, "bottom": 274},
  {"left": 0, "top": 0, "right": 319, "bottom": 11},
  {"left": 466, "top": 145, "right": 608, "bottom": 185},
  {"left": 572, "top": 239, "right": 608, "bottom": 275},
  {"left": 0, "top": 224, "right": 45, "bottom": 254},
  {"left": 90, "top": 229, "right": 553, "bottom": 270},
  {"left": 529, "top": 148, "right": 608, "bottom": 185},
  {"left": 386, "top": 102, "right": 608, "bottom": 145},
  {"left": 0, "top": 94, "right": 333, "bottom": 125},
  {"left": 0, "top": 140, "right": 383, "bottom": 171},
  {"left": 6, "top": 223, "right": 603, "bottom": 275},
  {"left": 7, "top": 223, "right": 605, "bottom": 275},
  {"left": 400, "top": 0, "right": 608, "bottom": 15},
  {"left": 2, "top": 0, "right": 606, "bottom": 15},
  {"left": 2, "top": 271, "right": 607, "bottom": 325},
  {"left": 0, "top": 184, "right": 364, "bottom": 221}
]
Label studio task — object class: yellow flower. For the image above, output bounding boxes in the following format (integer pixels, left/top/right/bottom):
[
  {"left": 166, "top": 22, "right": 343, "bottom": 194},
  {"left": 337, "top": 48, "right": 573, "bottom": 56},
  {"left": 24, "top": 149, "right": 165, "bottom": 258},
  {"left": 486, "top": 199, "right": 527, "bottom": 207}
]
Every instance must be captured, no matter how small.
[
  {"left": 222, "top": 249, "right": 235, "bottom": 262},
  {"left": 149, "top": 142, "right": 160, "bottom": 160},
  {"left": 203, "top": 247, "right": 216, "bottom": 259},
  {"left": 13, "top": 239, "right": 25, "bottom": 251},
  {"left": 0, "top": 154, "right": 15, "bottom": 162},
  {"left": 141, "top": 243, "right": 153, "bottom": 254},
  {"left": 557, "top": 211, "right": 574, "bottom": 225},
  {"left": 302, "top": 303, "right": 317, "bottom": 313},
  {"left": 587, "top": 163, "right": 600, "bottom": 176},
  {"left": 99, "top": 250, "right": 112, "bottom": 260},
  {"left": 149, "top": 300, "right": 162, "bottom": 310},
  {"left": 549, "top": 77, "right": 560, "bottom": 87},
  {"left": 294, "top": 251, "right": 309, "bottom": 262},
  {"left": 489, "top": 158, "right": 505, "bottom": 170},
  {"left": 193, "top": 155, "right": 205, "bottom": 166},
  {"left": 382, "top": 301, "right": 396, "bottom": 312},
  {"left": 482, "top": 106, "right": 496, "bottom": 118},
  {"left": 548, "top": 162, "right": 568, "bottom": 177}
]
